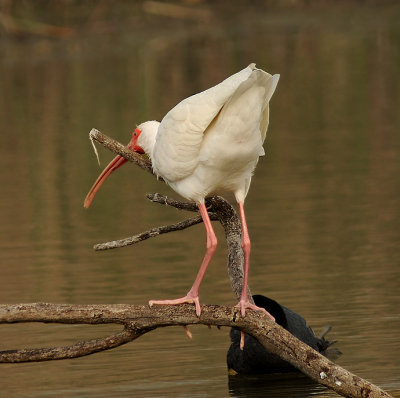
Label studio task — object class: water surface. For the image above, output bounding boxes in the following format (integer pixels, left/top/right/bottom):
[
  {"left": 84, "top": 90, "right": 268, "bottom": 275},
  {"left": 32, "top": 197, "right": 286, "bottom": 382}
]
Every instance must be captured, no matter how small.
[{"left": 1, "top": 2, "right": 399, "bottom": 397}]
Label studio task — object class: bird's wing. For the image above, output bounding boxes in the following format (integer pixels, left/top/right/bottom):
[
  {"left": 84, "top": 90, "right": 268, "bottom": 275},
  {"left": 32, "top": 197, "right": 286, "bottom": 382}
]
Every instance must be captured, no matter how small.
[
  {"left": 259, "top": 72, "right": 280, "bottom": 144},
  {"left": 210, "top": 68, "right": 279, "bottom": 150},
  {"left": 153, "top": 64, "right": 257, "bottom": 182}
]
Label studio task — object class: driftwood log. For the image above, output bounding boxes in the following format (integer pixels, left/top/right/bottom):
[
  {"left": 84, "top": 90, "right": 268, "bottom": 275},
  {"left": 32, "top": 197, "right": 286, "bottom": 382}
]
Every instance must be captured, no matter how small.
[{"left": 0, "top": 129, "right": 393, "bottom": 398}]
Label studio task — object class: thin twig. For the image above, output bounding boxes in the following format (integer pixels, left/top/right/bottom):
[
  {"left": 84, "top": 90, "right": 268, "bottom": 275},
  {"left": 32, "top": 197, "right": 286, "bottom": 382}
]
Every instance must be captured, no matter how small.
[
  {"left": 146, "top": 193, "right": 198, "bottom": 211},
  {"left": 89, "top": 128, "right": 157, "bottom": 177},
  {"left": 94, "top": 214, "right": 218, "bottom": 251}
]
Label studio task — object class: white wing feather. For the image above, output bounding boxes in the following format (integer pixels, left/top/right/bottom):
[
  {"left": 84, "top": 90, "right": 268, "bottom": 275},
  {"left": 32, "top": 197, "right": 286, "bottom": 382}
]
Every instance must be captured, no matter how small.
[
  {"left": 260, "top": 73, "right": 280, "bottom": 143},
  {"left": 153, "top": 64, "right": 279, "bottom": 184},
  {"left": 153, "top": 64, "right": 256, "bottom": 181}
]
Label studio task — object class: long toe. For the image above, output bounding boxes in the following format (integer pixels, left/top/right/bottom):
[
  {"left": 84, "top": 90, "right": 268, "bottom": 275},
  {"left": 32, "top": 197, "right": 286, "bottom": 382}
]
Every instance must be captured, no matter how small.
[
  {"left": 149, "top": 295, "right": 202, "bottom": 316},
  {"left": 235, "top": 300, "right": 275, "bottom": 321}
]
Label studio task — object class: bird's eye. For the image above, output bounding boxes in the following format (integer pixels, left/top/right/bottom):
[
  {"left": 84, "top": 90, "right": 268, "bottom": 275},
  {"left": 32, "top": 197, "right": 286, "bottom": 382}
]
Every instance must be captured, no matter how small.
[{"left": 133, "top": 128, "right": 141, "bottom": 139}]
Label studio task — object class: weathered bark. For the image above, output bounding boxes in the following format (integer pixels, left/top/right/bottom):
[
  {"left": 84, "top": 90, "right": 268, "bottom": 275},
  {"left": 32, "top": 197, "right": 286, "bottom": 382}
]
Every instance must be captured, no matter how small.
[
  {"left": 0, "top": 303, "right": 392, "bottom": 398},
  {"left": 89, "top": 128, "right": 156, "bottom": 176},
  {"left": 0, "top": 129, "right": 393, "bottom": 398},
  {"left": 93, "top": 212, "right": 218, "bottom": 251}
]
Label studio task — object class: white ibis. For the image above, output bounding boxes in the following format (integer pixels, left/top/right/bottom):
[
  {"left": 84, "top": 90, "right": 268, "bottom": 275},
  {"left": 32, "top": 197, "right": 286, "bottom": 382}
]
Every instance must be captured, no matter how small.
[{"left": 84, "top": 63, "right": 279, "bottom": 319}]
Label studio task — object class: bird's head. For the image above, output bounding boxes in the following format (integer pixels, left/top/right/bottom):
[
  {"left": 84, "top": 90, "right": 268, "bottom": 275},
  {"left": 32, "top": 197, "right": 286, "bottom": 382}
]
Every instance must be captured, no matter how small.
[
  {"left": 130, "top": 120, "right": 159, "bottom": 157},
  {"left": 83, "top": 120, "right": 159, "bottom": 209},
  {"left": 128, "top": 127, "right": 145, "bottom": 154}
]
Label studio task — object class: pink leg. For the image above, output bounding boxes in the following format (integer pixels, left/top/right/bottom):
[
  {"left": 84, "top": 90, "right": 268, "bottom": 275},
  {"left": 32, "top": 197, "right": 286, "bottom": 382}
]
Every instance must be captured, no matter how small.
[
  {"left": 149, "top": 202, "right": 217, "bottom": 316},
  {"left": 235, "top": 202, "right": 275, "bottom": 321}
]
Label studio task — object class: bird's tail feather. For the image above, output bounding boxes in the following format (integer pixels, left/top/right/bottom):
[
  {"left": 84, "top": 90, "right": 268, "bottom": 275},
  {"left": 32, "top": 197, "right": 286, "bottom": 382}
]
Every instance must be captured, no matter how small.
[{"left": 318, "top": 325, "right": 342, "bottom": 360}]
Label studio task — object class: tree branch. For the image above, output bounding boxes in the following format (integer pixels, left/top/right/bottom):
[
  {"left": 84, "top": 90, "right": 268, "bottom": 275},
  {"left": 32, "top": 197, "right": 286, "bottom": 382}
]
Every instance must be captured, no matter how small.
[
  {"left": 0, "top": 129, "right": 393, "bottom": 398},
  {"left": 93, "top": 214, "right": 218, "bottom": 251},
  {"left": 146, "top": 192, "right": 198, "bottom": 211},
  {"left": 0, "top": 327, "right": 144, "bottom": 362},
  {"left": 0, "top": 303, "right": 392, "bottom": 398},
  {"left": 89, "top": 128, "right": 156, "bottom": 176}
]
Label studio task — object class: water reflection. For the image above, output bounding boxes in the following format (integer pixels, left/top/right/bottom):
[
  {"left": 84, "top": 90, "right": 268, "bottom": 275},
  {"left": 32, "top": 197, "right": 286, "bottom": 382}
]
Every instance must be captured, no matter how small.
[
  {"left": 228, "top": 373, "right": 335, "bottom": 398},
  {"left": 0, "top": 1, "right": 399, "bottom": 397}
]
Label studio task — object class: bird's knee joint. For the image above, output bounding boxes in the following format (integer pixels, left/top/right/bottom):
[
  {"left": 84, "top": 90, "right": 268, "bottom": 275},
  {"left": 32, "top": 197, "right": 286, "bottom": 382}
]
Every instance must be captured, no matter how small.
[
  {"left": 207, "top": 236, "right": 218, "bottom": 251},
  {"left": 241, "top": 240, "right": 251, "bottom": 252}
]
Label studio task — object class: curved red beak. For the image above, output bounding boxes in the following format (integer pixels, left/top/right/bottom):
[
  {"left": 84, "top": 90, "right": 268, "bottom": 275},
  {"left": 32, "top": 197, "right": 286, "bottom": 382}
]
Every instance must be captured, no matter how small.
[
  {"left": 84, "top": 129, "right": 144, "bottom": 209},
  {"left": 83, "top": 154, "right": 128, "bottom": 208}
]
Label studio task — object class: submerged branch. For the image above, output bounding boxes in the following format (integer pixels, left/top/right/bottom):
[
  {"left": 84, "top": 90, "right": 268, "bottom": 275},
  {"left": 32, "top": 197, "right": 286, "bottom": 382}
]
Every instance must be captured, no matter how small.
[
  {"left": 0, "top": 327, "right": 144, "bottom": 362},
  {"left": 0, "top": 303, "right": 392, "bottom": 398}
]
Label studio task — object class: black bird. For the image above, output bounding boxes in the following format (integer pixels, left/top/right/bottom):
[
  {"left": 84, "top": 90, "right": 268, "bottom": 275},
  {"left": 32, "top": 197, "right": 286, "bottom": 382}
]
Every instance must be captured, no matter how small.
[{"left": 227, "top": 295, "right": 340, "bottom": 374}]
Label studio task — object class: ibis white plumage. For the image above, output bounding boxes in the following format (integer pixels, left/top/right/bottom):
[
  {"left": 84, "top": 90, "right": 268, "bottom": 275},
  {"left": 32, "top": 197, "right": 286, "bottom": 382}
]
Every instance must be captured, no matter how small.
[{"left": 84, "top": 63, "right": 279, "bottom": 319}]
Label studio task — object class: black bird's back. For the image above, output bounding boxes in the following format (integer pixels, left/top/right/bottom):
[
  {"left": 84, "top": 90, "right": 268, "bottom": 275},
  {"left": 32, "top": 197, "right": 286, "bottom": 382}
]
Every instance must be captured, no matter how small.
[{"left": 227, "top": 295, "right": 337, "bottom": 374}]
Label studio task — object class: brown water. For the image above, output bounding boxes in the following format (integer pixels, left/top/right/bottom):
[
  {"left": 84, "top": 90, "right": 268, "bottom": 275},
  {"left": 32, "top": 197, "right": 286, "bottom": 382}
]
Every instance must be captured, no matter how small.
[{"left": 0, "top": 2, "right": 399, "bottom": 397}]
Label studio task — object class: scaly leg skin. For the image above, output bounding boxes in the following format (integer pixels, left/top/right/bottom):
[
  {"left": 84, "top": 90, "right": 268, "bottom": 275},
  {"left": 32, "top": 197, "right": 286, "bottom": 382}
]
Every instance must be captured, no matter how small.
[
  {"left": 149, "top": 294, "right": 202, "bottom": 316},
  {"left": 235, "top": 202, "right": 275, "bottom": 322},
  {"left": 149, "top": 202, "right": 217, "bottom": 317}
]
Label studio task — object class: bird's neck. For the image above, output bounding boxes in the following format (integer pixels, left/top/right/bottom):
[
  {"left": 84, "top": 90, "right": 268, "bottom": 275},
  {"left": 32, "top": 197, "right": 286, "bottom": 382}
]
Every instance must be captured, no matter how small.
[{"left": 138, "top": 120, "right": 160, "bottom": 160}]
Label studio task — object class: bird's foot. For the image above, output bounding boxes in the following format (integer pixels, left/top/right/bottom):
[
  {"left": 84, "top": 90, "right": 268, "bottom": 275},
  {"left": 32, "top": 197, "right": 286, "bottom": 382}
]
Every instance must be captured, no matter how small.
[
  {"left": 235, "top": 299, "right": 275, "bottom": 351},
  {"left": 235, "top": 299, "right": 275, "bottom": 321},
  {"left": 149, "top": 294, "right": 202, "bottom": 316}
]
